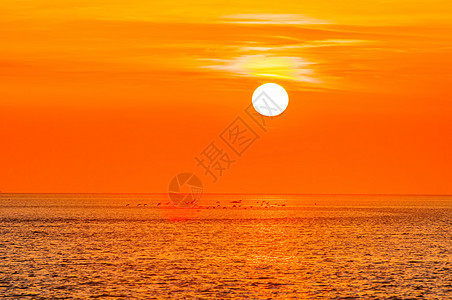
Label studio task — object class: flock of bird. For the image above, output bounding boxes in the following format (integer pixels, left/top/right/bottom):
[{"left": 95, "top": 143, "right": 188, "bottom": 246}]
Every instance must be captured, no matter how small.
[{"left": 124, "top": 199, "right": 287, "bottom": 209}]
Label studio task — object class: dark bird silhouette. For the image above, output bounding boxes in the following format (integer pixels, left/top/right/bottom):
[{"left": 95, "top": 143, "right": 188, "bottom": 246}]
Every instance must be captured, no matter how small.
[{"left": 230, "top": 199, "right": 242, "bottom": 204}]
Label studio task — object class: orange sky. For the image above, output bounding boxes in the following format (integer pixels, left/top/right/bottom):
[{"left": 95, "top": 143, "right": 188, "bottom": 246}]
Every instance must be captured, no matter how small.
[{"left": 1, "top": 0, "right": 452, "bottom": 193}]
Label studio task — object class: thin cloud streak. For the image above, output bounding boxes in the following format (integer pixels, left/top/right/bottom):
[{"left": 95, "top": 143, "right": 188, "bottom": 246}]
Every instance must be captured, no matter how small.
[
  {"left": 199, "top": 55, "right": 320, "bottom": 83},
  {"left": 221, "top": 14, "right": 332, "bottom": 25}
]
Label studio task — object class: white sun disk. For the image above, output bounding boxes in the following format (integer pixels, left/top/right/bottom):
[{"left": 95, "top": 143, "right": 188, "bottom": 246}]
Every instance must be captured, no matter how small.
[{"left": 252, "top": 83, "right": 289, "bottom": 117}]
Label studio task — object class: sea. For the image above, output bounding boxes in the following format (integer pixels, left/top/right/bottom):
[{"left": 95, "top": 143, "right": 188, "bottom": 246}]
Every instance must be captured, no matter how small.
[{"left": 0, "top": 194, "right": 451, "bottom": 299}]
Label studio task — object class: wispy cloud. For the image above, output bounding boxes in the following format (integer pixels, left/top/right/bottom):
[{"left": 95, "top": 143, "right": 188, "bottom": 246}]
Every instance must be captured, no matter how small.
[
  {"left": 199, "top": 55, "right": 320, "bottom": 83},
  {"left": 235, "top": 39, "right": 376, "bottom": 52},
  {"left": 221, "top": 14, "right": 332, "bottom": 25},
  {"left": 195, "top": 38, "right": 379, "bottom": 87}
]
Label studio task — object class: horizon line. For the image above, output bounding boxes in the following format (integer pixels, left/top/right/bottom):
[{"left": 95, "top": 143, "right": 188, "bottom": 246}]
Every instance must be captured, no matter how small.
[{"left": 0, "top": 192, "right": 451, "bottom": 196}]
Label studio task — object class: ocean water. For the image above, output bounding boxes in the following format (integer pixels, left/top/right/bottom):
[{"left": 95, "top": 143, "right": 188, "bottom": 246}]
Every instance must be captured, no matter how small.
[{"left": 0, "top": 194, "right": 451, "bottom": 299}]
